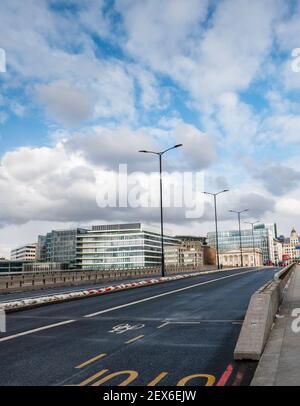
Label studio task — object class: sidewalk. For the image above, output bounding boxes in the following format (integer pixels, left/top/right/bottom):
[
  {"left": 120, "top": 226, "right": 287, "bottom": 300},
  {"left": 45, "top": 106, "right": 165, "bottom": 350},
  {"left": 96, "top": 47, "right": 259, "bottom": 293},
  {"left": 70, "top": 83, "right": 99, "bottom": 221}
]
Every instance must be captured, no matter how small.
[{"left": 252, "top": 265, "right": 300, "bottom": 385}]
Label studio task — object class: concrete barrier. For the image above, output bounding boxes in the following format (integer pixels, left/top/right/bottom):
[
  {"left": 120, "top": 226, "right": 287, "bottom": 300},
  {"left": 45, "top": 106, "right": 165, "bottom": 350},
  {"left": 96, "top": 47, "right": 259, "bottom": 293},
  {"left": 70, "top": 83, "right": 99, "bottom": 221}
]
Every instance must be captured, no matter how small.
[
  {"left": 0, "top": 268, "right": 227, "bottom": 313},
  {"left": 234, "top": 264, "right": 295, "bottom": 360},
  {"left": 0, "top": 265, "right": 216, "bottom": 294}
]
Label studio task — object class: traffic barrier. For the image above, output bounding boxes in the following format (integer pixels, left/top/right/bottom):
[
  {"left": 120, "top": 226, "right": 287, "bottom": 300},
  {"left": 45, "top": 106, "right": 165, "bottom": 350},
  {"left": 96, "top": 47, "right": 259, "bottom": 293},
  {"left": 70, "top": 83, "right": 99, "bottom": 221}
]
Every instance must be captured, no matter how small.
[
  {"left": 0, "top": 265, "right": 216, "bottom": 294},
  {"left": 234, "top": 263, "right": 295, "bottom": 360},
  {"left": 0, "top": 268, "right": 234, "bottom": 313}
]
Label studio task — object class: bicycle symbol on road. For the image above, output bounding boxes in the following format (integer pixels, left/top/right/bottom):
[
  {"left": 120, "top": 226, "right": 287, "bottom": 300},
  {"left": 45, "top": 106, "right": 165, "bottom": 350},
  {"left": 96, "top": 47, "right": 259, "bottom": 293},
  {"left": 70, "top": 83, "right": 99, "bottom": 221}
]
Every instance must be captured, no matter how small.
[{"left": 109, "top": 323, "right": 145, "bottom": 335}]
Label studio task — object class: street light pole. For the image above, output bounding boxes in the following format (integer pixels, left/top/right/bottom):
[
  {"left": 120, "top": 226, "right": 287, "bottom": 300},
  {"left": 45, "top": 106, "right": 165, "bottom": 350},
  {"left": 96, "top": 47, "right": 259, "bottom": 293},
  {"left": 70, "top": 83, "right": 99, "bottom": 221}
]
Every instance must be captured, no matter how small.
[
  {"left": 244, "top": 221, "right": 260, "bottom": 267},
  {"left": 203, "top": 190, "right": 229, "bottom": 269},
  {"left": 159, "top": 153, "right": 165, "bottom": 278},
  {"left": 139, "top": 144, "right": 183, "bottom": 277},
  {"left": 229, "top": 209, "right": 249, "bottom": 267}
]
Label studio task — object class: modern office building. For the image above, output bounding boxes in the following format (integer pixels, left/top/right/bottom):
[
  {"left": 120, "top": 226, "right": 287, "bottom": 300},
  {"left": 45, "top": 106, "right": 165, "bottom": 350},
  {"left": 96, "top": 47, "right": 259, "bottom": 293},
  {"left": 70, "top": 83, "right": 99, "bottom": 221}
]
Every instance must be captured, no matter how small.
[
  {"left": 77, "top": 223, "right": 180, "bottom": 270},
  {"left": 23, "top": 262, "right": 70, "bottom": 272},
  {"left": 10, "top": 243, "right": 37, "bottom": 261},
  {"left": 37, "top": 228, "right": 88, "bottom": 267},
  {"left": 207, "top": 223, "right": 277, "bottom": 264},
  {"left": 0, "top": 260, "right": 24, "bottom": 273}
]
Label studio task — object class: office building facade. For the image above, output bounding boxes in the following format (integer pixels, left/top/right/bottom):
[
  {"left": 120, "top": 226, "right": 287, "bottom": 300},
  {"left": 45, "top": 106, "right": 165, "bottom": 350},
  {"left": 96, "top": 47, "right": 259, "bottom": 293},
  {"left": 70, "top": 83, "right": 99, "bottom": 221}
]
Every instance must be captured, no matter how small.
[
  {"left": 77, "top": 223, "right": 180, "bottom": 270},
  {"left": 207, "top": 223, "right": 277, "bottom": 264},
  {"left": 37, "top": 228, "right": 88, "bottom": 267},
  {"left": 10, "top": 243, "right": 37, "bottom": 261},
  {"left": 0, "top": 260, "right": 24, "bottom": 273}
]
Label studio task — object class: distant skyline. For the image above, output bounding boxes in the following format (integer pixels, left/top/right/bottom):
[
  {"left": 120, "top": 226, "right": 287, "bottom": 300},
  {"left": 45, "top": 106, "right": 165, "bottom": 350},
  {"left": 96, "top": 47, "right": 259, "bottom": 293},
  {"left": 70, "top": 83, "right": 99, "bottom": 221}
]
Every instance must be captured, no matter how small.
[{"left": 0, "top": 0, "right": 300, "bottom": 256}]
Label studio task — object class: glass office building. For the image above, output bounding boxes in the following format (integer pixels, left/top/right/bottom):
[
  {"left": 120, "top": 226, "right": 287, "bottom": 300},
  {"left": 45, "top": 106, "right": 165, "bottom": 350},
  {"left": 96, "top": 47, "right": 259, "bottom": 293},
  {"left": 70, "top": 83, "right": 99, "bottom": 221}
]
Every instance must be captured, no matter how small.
[
  {"left": 207, "top": 223, "right": 276, "bottom": 263},
  {"left": 37, "top": 228, "right": 88, "bottom": 267},
  {"left": 0, "top": 260, "right": 25, "bottom": 273},
  {"left": 77, "top": 223, "right": 180, "bottom": 270}
]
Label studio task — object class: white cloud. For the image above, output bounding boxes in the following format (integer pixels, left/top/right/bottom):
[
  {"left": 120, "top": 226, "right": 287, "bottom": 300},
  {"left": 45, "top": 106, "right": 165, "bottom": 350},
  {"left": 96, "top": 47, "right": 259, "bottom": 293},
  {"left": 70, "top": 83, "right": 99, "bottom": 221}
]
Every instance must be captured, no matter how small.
[
  {"left": 35, "top": 80, "right": 94, "bottom": 126},
  {"left": 117, "top": 0, "right": 282, "bottom": 101},
  {"left": 0, "top": 0, "right": 136, "bottom": 125},
  {"left": 116, "top": 0, "right": 208, "bottom": 72},
  {"left": 0, "top": 122, "right": 215, "bottom": 230}
]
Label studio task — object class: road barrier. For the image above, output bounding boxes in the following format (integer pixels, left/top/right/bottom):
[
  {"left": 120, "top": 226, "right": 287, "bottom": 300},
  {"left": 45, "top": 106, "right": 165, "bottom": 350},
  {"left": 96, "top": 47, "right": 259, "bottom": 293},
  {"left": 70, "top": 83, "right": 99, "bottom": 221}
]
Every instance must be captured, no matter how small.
[
  {"left": 0, "top": 265, "right": 216, "bottom": 294},
  {"left": 234, "top": 263, "right": 295, "bottom": 360},
  {"left": 0, "top": 268, "right": 226, "bottom": 313}
]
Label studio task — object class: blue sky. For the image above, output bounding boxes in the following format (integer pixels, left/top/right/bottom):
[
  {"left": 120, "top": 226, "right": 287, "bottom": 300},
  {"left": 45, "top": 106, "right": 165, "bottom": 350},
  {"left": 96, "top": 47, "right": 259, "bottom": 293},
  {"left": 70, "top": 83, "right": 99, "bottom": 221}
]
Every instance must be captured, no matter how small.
[{"left": 0, "top": 0, "right": 300, "bottom": 255}]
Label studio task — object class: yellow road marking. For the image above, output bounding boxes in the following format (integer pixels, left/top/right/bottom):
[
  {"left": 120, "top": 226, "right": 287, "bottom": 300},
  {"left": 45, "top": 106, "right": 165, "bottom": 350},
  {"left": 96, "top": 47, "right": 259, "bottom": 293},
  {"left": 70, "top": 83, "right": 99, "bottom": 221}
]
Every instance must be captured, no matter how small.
[
  {"left": 157, "top": 322, "right": 169, "bottom": 329},
  {"left": 125, "top": 335, "right": 144, "bottom": 344},
  {"left": 78, "top": 369, "right": 109, "bottom": 386},
  {"left": 147, "top": 372, "right": 168, "bottom": 386},
  {"left": 92, "top": 370, "right": 138, "bottom": 386},
  {"left": 177, "top": 374, "right": 216, "bottom": 386},
  {"left": 75, "top": 353, "right": 107, "bottom": 369}
]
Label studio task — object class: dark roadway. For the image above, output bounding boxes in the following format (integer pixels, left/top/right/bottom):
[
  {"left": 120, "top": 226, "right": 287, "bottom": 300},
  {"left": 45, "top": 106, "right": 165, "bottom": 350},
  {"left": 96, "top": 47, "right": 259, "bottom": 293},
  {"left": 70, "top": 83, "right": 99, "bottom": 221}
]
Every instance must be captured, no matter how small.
[{"left": 0, "top": 267, "right": 278, "bottom": 386}]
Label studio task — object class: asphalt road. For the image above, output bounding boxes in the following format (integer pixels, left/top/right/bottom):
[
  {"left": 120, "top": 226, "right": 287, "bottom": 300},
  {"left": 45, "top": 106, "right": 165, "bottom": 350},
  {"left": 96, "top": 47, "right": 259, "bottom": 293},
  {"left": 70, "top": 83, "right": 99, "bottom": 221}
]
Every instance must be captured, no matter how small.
[{"left": 0, "top": 267, "right": 278, "bottom": 386}]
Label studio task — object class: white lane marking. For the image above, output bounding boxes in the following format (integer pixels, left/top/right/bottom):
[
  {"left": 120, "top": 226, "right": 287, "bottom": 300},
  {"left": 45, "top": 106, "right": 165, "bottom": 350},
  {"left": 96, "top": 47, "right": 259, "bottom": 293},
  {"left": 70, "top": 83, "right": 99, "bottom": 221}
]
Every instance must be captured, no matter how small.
[
  {"left": 157, "top": 322, "right": 170, "bottom": 329},
  {"left": 0, "top": 268, "right": 268, "bottom": 343},
  {"left": 84, "top": 269, "right": 259, "bottom": 318},
  {"left": 0, "top": 320, "right": 75, "bottom": 343},
  {"left": 109, "top": 323, "right": 145, "bottom": 334}
]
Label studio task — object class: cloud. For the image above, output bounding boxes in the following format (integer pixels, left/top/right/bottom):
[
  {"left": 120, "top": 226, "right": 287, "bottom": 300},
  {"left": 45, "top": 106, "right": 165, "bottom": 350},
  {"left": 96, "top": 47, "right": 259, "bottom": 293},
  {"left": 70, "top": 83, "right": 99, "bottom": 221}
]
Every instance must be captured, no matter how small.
[
  {"left": 256, "top": 164, "right": 300, "bottom": 195},
  {"left": 236, "top": 192, "right": 276, "bottom": 218},
  {"left": 35, "top": 80, "right": 94, "bottom": 126},
  {"left": 64, "top": 122, "right": 216, "bottom": 171},
  {"left": 64, "top": 126, "right": 160, "bottom": 171},
  {"left": 116, "top": 0, "right": 209, "bottom": 72},
  {"left": 0, "top": 0, "right": 136, "bottom": 125},
  {"left": 173, "top": 122, "right": 216, "bottom": 170},
  {"left": 117, "top": 0, "right": 282, "bottom": 101},
  {"left": 0, "top": 123, "right": 214, "bottom": 228}
]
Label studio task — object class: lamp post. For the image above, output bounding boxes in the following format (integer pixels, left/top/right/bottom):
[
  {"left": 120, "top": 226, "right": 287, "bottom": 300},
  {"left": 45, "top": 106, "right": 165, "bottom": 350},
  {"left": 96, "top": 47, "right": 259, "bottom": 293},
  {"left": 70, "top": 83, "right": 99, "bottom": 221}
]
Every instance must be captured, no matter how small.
[
  {"left": 139, "top": 144, "right": 183, "bottom": 277},
  {"left": 244, "top": 220, "right": 260, "bottom": 267},
  {"left": 229, "top": 209, "right": 249, "bottom": 267},
  {"left": 203, "top": 190, "right": 229, "bottom": 269}
]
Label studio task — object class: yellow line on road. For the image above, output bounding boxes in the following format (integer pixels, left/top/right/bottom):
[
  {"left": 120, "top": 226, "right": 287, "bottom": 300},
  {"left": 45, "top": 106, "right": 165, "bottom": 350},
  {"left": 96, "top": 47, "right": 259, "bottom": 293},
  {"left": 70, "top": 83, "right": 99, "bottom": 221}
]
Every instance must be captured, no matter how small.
[
  {"left": 125, "top": 335, "right": 144, "bottom": 344},
  {"left": 75, "top": 353, "right": 107, "bottom": 369},
  {"left": 78, "top": 369, "right": 109, "bottom": 386},
  {"left": 147, "top": 372, "right": 168, "bottom": 386}
]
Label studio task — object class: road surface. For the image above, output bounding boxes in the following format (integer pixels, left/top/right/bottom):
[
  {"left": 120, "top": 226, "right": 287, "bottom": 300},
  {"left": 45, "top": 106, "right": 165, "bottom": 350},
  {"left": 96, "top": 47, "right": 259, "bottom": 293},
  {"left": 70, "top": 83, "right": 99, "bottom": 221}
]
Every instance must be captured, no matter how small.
[{"left": 0, "top": 267, "right": 278, "bottom": 386}]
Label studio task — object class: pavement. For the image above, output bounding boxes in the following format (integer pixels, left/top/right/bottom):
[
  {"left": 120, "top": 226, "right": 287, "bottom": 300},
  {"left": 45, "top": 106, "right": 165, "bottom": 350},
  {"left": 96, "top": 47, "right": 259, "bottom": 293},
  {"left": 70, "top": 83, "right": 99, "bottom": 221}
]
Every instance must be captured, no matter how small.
[
  {"left": 0, "top": 266, "right": 278, "bottom": 386},
  {"left": 252, "top": 265, "right": 300, "bottom": 386}
]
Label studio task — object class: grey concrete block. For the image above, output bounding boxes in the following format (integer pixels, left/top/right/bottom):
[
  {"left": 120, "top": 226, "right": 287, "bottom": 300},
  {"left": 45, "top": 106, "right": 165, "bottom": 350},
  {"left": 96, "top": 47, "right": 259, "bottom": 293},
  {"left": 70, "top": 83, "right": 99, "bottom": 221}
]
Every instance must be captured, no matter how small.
[{"left": 234, "top": 267, "right": 294, "bottom": 361}]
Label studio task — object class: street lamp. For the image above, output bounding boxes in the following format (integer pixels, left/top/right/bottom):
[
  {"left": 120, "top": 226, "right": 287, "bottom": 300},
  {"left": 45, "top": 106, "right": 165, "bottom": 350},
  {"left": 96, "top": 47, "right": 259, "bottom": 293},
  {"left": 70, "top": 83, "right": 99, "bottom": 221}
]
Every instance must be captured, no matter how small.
[
  {"left": 229, "top": 209, "right": 249, "bottom": 267},
  {"left": 244, "top": 220, "right": 260, "bottom": 267},
  {"left": 139, "top": 144, "right": 183, "bottom": 277},
  {"left": 203, "top": 190, "right": 229, "bottom": 269}
]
